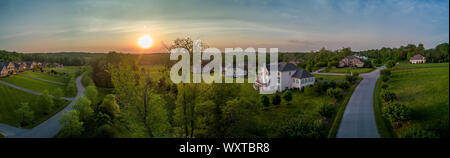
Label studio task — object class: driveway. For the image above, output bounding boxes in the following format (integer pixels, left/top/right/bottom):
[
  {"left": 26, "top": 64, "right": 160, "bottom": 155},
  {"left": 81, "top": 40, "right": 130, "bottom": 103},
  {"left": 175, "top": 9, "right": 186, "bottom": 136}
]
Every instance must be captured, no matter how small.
[
  {"left": 336, "top": 66, "right": 385, "bottom": 138},
  {"left": 0, "top": 75, "right": 85, "bottom": 138}
]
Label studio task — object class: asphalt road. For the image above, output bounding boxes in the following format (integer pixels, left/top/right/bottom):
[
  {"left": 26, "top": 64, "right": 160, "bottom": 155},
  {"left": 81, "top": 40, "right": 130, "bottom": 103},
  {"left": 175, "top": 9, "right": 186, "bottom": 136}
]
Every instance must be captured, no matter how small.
[
  {"left": 336, "top": 66, "right": 385, "bottom": 138},
  {"left": 0, "top": 75, "right": 84, "bottom": 138}
]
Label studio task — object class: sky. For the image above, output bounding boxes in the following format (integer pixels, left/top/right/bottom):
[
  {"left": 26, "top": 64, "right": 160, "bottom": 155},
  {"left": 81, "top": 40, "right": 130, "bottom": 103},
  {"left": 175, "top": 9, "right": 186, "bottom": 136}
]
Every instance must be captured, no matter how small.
[{"left": 0, "top": 0, "right": 448, "bottom": 53}]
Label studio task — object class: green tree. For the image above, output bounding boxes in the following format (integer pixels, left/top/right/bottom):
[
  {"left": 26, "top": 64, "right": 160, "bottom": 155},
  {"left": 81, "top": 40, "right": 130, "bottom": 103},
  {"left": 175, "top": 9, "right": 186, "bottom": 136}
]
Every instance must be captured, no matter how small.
[
  {"left": 15, "top": 103, "right": 34, "bottom": 127},
  {"left": 52, "top": 88, "right": 64, "bottom": 102},
  {"left": 36, "top": 90, "right": 54, "bottom": 114},
  {"left": 382, "top": 102, "right": 410, "bottom": 124},
  {"left": 84, "top": 85, "right": 98, "bottom": 105},
  {"left": 327, "top": 88, "right": 343, "bottom": 101},
  {"left": 73, "top": 96, "right": 93, "bottom": 122},
  {"left": 279, "top": 116, "right": 325, "bottom": 138},
  {"left": 385, "top": 60, "right": 395, "bottom": 69},
  {"left": 59, "top": 110, "right": 84, "bottom": 138},
  {"left": 318, "top": 103, "right": 336, "bottom": 119},
  {"left": 345, "top": 75, "right": 357, "bottom": 84},
  {"left": 99, "top": 94, "right": 121, "bottom": 118}
]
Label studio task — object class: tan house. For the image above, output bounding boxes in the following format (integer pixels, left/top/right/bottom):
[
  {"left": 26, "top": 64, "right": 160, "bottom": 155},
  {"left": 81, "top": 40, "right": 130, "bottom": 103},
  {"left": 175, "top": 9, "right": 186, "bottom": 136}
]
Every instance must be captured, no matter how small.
[
  {"left": 338, "top": 55, "right": 364, "bottom": 68},
  {"left": 25, "top": 61, "right": 37, "bottom": 70},
  {"left": 14, "top": 62, "right": 27, "bottom": 72},
  {"left": 410, "top": 54, "right": 426, "bottom": 64},
  {"left": 0, "top": 62, "right": 16, "bottom": 77}
]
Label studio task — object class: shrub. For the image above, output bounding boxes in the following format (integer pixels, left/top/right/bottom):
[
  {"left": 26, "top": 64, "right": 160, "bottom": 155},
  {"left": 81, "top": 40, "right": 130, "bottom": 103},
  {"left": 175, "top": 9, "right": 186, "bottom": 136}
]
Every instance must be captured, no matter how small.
[
  {"left": 337, "top": 81, "right": 350, "bottom": 90},
  {"left": 382, "top": 102, "right": 410, "bottom": 123},
  {"left": 318, "top": 104, "right": 337, "bottom": 119},
  {"left": 272, "top": 93, "right": 281, "bottom": 105},
  {"left": 381, "top": 90, "right": 396, "bottom": 103},
  {"left": 282, "top": 90, "right": 293, "bottom": 102},
  {"left": 326, "top": 88, "right": 343, "bottom": 100},
  {"left": 279, "top": 117, "right": 325, "bottom": 138},
  {"left": 399, "top": 127, "right": 437, "bottom": 138},
  {"left": 381, "top": 75, "right": 390, "bottom": 82},
  {"left": 345, "top": 75, "right": 358, "bottom": 84},
  {"left": 380, "top": 69, "right": 391, "bottom": 76},
  {"left": 261, "top": 95, "right": 270, "bottom": 107},
  {"left": 381, "top": 83, "right": 389, "bottom": 89},
  {"left": 385, "top": 60, "right": 396, "bottom": 69}
]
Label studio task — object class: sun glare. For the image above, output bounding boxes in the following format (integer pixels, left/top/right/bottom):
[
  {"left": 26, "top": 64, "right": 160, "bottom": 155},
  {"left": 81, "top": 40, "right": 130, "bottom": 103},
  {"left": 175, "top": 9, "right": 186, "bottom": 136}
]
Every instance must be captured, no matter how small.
[{"left": 138, "top": 35, "right": 153, "bottom": 49}]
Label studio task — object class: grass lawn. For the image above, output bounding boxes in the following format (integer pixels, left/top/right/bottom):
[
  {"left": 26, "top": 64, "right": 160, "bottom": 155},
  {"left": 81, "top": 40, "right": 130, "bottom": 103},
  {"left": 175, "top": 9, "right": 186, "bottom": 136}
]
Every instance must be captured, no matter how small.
[
  {"left": 0, "top": 83, "right": 70, "bottom": 128},
  {"left": 0, "top": 133, "right": 4, "bottom": 138},
  {"left": 45, "top": 66, "right": 83, "bottom": 78},
  {"left": 0, "top": 75, "right": 71, "bottom": 97},
  {"left": 20, "top": 71, "right": 68, "bottom": 83},
  {"left": 324, "top": 67, "right": 375, "bottom": 74},
  {"left": 394, "top": 63, "right": 449, "bottom": 69},
  {"left": 376, "top": 64, "right": 449, "bottom": 138},
  {"left": 314, "top": 74, "right": 346, "bottom": 81}
]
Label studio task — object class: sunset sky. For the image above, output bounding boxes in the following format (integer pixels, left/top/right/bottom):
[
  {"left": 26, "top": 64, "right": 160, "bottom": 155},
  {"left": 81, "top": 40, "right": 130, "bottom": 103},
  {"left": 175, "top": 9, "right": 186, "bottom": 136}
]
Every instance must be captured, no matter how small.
[{"left": 0, "top": 0, "right": 448, "bottom": 53}]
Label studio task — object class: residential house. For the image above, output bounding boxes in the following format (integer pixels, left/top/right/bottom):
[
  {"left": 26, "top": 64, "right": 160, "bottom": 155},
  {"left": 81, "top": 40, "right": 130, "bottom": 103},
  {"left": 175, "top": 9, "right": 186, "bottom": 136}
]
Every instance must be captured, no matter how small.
[
  {"left": 410, "top": 54, "right": 426, "bottom": 64},
  {"left": 338, "top": 55, "right": 365, "bottom": 68},
  {"left": 14, "top": 62, "right": 27, "bottom": 72},
  {"left": 254, "top": 62, "right": 315, "bottom": 92},
  {"left": 25, "top": 61, "right": 37, "bottom": 70},
  {"left": 0, "top": 62, "right": 16, "bottom": 77}
]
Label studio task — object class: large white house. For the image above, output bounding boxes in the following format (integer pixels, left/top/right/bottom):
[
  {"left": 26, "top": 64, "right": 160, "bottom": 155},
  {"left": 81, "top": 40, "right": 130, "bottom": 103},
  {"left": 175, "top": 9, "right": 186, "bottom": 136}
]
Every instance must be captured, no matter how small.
[{"left": 254, "top": 62, "right": 315, "bottom": 92}]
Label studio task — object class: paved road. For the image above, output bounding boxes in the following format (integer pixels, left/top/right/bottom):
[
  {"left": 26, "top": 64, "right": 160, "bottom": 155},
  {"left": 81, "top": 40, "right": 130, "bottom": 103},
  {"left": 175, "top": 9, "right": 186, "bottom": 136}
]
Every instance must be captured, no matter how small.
[
  {"left": 336, "top": 66, "right": 385, "bottom": 138},
  {"left": 0, "top": 80, "right": 72, "bottom": 101},
  {"left": 18, "top": 73, "right": 66, "bottom": 85},
  {"left": 0, "top": 75, "right": 84, "bottom": 138}
]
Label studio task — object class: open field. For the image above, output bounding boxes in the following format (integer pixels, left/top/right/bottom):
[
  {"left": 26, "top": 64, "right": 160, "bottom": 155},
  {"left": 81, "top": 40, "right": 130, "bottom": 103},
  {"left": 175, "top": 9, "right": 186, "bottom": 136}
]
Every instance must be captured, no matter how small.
[
  {"left": 376, "top": 63, "right": 449, "bottom": 138},
  {"left": 0, "top": 75, "right": 70, "bottom": 97},
  {"left": 45, "top": 66, "right": 84, "bottom": 78},
  {"left": 323, "top": 67, "right": 375, "bottom": 74},
  {"left": 0, "top": 83, "right": 70, "bottom": 128},
  {"left": 20, "top": 71, "right": 68, "bottom": 83},
  {"left": 314, "top": 74, "right": 346, "bottom": 81},
  {"left": 394, "top": 63, "right": 449, "bottom": 69}
]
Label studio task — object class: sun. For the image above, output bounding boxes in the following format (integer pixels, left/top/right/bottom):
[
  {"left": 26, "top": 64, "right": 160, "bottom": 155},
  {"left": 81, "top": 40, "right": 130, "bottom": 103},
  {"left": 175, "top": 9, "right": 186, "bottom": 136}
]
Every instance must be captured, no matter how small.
[{"left": 138, "top": 35, "right": 153, "bottom": 49}]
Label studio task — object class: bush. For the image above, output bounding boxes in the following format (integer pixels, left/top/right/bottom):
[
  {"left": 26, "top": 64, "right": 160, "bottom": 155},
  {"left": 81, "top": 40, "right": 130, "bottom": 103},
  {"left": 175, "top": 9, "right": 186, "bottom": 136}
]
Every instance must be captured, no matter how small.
[
  {"left": 337, "top": 81, "right": 350, "bottom": 90},
  {"left": 326, "top": 88, "right": 343, "bottom": 100},
  {"left": 282, "top": 90, "right": 293, "bottom": 102},
  {"left": 381, "top": 75, "right": 390, "bottom": 82},
  {"left": 345, "top": 75, "right": 358, "bottom": 84},
  {"left": 272, "top": 93, "right": 281, "bottom": 105},
  {"left": 261, "top": 95, "right": 270, "bottom": 107},
  {"left": 381, "top": 90, "right": 396, "bottom": 103},
  {"left": 279, "top": 117, "right": 325, "bottom": 138},
  {"left": 380, "top": 69, "right": 391, "bottom": 76},
  {"left": 399, "top": 127, "right": 437, "bottom": 138},
  {"left": 318, "top": 104, "right": 337, "bottom": 119},
  {"left": 382, "top": 102, "right": 410, "bottom": 123},
  {"left": 385, "top": 60, "right": 396, "bottom": 69},
  {"left": 381, "top": 83, "right": 389, "bottom": 89}
]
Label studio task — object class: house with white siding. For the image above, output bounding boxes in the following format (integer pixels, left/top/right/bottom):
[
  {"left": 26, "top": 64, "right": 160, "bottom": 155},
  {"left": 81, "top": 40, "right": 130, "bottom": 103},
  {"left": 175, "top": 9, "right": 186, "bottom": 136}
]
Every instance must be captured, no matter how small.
[{"left": 254, "top": 62, "right": 315, "bottom": 92}]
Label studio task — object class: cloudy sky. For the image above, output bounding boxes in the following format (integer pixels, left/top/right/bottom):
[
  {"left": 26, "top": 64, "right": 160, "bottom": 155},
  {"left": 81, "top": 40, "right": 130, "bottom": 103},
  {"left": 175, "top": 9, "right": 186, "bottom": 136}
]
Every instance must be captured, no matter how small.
[{"left": 0, "top": 0, "right": 448, "bottom": 53}]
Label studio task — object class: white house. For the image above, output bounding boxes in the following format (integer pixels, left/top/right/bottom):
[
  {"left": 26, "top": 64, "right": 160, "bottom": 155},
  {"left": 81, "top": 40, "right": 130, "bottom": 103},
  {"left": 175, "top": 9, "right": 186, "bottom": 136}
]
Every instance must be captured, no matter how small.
[{"left": 254, "top": 62, "right": 315, "bottom": 92}]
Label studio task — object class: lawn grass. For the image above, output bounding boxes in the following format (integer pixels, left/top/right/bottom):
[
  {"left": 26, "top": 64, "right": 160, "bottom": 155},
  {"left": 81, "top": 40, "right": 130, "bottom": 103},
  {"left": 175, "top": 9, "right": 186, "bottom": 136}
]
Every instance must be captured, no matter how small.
[
  {"left": 0, "top": 75, "right": 71, "bottom": 97},
  {"left": 0, "top": 132, "right": 4, "bottom": 138},
  {"left": 314, "top": 74, "right": 347, "bottom": 81},
  {"left": 379, "top": 64, "right": 449, "bottom": 138},
  {"left": 45, "top": 66, "right": 83, "bottom": 78},
  {"left": 0, "top": 83, "right": 70, "bottom": 128},
  {"left": 20, "top": 71, "right": 68, "bottom": 83},
  {"left": 324, "top": 67, "right": 375, "bottom": 74},
  {"left": 394, "top": 63, "right": 448, "bottom": 69}
]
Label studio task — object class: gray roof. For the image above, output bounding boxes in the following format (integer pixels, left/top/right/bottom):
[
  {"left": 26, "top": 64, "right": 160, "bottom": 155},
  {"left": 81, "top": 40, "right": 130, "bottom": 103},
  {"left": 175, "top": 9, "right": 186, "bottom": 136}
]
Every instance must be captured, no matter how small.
[
  {"left": 410, "top": 54, "right": 425, "bottom": 60},
  {"left": 291, "top": 68, "right": 314, "bottom": 79},
  {"left": 266, "top": 62, "right": 298, "bottom": 72},
  {"left": 0, "top": 62, "right": 10, "bottom": 69}
]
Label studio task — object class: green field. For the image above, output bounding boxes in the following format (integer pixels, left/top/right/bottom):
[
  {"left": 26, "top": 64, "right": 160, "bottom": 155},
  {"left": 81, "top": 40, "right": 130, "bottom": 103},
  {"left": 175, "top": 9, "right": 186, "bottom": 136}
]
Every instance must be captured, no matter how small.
[
  {"left": 20, "top": 71, "right": 68, "bottom": 83},
  {"left": 0, "top": 83, "right": 70, "bottom": 128},
  {"left": 376, "top": 63, "right": 449, "bottom": 138},
  {"left": 45, "top": 66, "right": 83, "bottom": 78},
  {"left": 0, "top": 75, "right": 71, "bottom": 97},
  {"left": 394, "top": 63, "right": 449, "bottom": 69},
  {"left": 323, "top": 67, "right": 375, "bottom": 74},
  {"left": 314, "top": 74, "right": 347, "bottom": 81}
]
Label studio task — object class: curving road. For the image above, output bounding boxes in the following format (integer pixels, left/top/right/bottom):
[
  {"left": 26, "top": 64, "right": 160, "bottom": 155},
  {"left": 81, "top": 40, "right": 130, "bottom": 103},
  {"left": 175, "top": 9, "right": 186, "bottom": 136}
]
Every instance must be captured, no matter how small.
[
  {"left": 0, "top": 75, "right": 84, "bottom": 138},
  {"left": 336, "top": 66, "right": 385, "bottom": 138}
]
